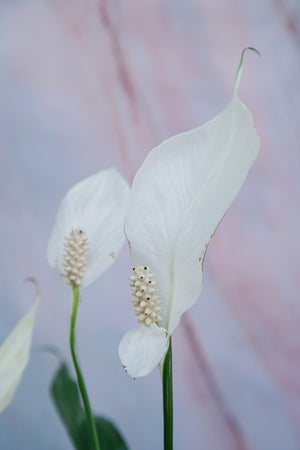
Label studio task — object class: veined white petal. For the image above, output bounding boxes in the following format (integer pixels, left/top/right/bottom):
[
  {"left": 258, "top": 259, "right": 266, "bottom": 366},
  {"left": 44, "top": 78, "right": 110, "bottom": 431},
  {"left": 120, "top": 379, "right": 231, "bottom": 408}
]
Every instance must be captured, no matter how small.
[
  {"left": 47, "top": 167, "right": 129, "bottom": 288},
  {"left": 125, "top": 51, "right": 260, "bottom": 334},
  {"left": 0, "top": 294, "right": 39, "bottom": 413},
  {"left": 119, "top": 324, "right": 169, "bottom": 378}
]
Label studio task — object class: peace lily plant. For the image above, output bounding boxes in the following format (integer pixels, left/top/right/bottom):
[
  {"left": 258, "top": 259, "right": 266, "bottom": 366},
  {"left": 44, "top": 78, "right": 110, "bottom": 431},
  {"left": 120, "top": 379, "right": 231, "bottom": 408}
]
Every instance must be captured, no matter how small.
[
  {"left": 1, "top": 49, "right": 259, "bottom": 450},
  {"left": 47, "top": 168, "right": 129, "bottom": 450},
  {"left": 119, "top": 48, "right": 260, "bottom": 449}
]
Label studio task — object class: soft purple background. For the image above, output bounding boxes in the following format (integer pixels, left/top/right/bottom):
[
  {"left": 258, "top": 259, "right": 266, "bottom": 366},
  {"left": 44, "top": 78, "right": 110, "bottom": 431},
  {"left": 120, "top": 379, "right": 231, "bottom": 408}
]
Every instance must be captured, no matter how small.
[{"left": 1, "top": 1, "right": 300, "bottom": 449}]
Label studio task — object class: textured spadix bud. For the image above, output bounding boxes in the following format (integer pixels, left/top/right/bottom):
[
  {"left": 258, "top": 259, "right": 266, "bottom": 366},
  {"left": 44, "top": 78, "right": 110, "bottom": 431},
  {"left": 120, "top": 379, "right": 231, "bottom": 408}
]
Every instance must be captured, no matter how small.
[
  {"left": 63, "top": 228, "right": 88, "bottom": 286},
  {"left": 129, "top": 266, "right": 162, "bottom": 326}
]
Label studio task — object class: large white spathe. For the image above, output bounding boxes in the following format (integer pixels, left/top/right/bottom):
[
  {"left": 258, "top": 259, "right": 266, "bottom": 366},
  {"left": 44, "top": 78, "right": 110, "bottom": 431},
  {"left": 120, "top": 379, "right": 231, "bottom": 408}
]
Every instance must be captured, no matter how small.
[
  {"left": 119, "top": 49, "right": 260, "bottom": 378},
  {"left": 47, "top": 168, "right": 130, "bottom": 289},
  {"left": 0, "top": 292, "right": 39, "bottom": 413}
]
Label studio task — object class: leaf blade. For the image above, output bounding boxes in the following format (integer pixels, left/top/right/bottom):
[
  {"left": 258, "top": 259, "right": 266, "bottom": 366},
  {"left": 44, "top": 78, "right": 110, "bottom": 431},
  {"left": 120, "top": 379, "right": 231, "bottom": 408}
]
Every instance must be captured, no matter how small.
[
  {"left": 0, "top": 294, "right": 39, "bottom": 413},
  {"left": 94, "top": 417, "right": 129, "bottom": 450},
  {"left": 51, "top": 364, "right": 88, "bottom": 450},
  {"left": 51, "top": 363, "right": 129, "bottom": 450}
]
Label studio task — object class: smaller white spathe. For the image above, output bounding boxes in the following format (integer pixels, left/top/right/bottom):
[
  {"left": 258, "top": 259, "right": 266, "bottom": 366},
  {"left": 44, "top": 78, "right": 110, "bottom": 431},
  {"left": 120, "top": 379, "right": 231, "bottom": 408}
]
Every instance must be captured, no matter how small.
[{"left": 47, "top": 168, "right": 130, "bottom": 289}]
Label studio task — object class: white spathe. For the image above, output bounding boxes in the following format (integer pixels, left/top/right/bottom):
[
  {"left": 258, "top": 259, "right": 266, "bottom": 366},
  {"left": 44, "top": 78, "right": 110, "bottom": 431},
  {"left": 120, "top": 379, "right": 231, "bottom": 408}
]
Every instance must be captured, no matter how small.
[
  {"left": 47, "top": 168, "right": 130, "bottom": 288},
  {"left": 119, "top": 50, "right": 260, "bottom": 378},
  {"left": 119, "top": 324, "right": 168, "bottom": 379},
  {"left": 0, "top": 293, "right": 39, "bottom": 413}
]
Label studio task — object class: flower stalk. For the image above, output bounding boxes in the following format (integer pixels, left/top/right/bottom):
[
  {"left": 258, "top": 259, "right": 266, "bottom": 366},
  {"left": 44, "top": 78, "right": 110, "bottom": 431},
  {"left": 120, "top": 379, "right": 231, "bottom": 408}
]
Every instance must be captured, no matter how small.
[
  {"left": 163, "top": 337, "right": 173, "bottom": 450},
  {"left": 70, "top": 285, "right": 100, "bottom": 450}
]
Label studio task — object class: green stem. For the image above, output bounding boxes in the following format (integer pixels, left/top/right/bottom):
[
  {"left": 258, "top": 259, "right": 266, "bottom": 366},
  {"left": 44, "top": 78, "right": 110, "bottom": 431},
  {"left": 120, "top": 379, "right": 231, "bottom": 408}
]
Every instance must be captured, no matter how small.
[
  {"left": 70, "top": 285, "right": 101, "bottom": 450},
  {"left": 163, "top": 337, "right": 173, "bottom": 450}
]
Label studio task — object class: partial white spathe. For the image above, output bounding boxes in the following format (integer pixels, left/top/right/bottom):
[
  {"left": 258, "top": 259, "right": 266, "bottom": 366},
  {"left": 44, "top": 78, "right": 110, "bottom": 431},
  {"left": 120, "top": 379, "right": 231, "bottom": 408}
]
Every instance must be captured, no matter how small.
[
  {"left": 119, "top": 324, "right": 168, "bottom": 379},
  {"left": 47, "top": 167, "right": 130, "bottom": 288},
  {"left": 120, "top": 50, "right": 260, "bottom": 378},
  {"left": 0, "top": 293, "right": 39, "bottom": 413}
]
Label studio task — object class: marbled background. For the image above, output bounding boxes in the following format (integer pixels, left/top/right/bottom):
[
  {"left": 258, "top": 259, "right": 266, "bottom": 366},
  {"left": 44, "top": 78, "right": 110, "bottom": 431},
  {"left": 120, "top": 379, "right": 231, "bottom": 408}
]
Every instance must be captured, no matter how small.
[{"left": 0, "top": 0, "right": 299, "bottom": 449}]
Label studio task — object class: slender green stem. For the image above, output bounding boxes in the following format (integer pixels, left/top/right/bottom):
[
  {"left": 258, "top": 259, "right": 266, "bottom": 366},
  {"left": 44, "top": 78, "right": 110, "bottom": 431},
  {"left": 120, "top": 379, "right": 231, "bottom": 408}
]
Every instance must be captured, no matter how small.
[
  {"left": 163, "top": 337, "right": 173, "bottom": 450},
  {"left": 70, "top": 285, "right": 101, "bottom": 450}
]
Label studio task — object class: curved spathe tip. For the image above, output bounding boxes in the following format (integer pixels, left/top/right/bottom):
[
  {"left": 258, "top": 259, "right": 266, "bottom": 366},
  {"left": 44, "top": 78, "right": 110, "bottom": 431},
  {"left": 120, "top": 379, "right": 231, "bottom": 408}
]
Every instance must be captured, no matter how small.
[{"left": 234, "top": 47, "right": 261, "bottom": 96}]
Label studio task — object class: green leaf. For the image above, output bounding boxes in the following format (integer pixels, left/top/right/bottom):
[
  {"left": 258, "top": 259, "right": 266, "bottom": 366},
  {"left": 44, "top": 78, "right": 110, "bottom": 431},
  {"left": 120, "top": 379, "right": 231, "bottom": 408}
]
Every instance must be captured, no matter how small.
[
  {"left": 51, "top": 364, "right": 88, "bottom": 450},
  {"left": 94, "top": 417, "right": 129, "bottom": 450},
  {"left": 50, "top": 363, "right": 129, "bottom": 450}
]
